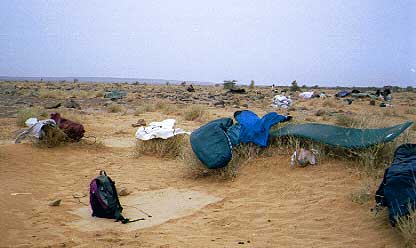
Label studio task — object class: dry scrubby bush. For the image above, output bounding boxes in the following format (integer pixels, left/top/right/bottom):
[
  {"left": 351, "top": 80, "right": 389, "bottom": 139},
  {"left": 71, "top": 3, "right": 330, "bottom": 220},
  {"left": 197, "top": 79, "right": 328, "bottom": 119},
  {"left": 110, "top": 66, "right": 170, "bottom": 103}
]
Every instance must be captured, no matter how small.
[
  {"left": 397, "top": 207, "right": 416, "bottom": 248},
  {"left": 135, "top": 135, "right": 187, "bottom": 158},
  {"left": 107, "top": 103, "right": 124, "bottom": 113},
  {"left": 322, "top": 99, "right": 338, "bottom": 108},
  {"left": 350, "top": 180, "right": 371, "bottom": 204},
  {"left": 405, "top": 107, "right": 416, "bottom": 115},
  {"left": 35, "top": 125, "right": 67, "bottom": 148},
  {"left": 271, "top": 128, "right": 410, "bottom": 178},
  {"left": 16, "top": 107, "right": 48, "bottom": 127},
  {"left": 134, "top": 104, "right": 156, "bottom": 116},
  {"left": 335, "top": 114, "right": 370, "bottom": 128},
  {"left": 181, "top": 142, "right": 261, "bottom": 179},
  {"left": 38, "top": 89, "right": 68, "bottom": 99},
  {"left": 71, "top": 90, "right": 92, "bottom": 99},
  {"left": 184, "top": 105, "right": 207, "bottom": 121}
]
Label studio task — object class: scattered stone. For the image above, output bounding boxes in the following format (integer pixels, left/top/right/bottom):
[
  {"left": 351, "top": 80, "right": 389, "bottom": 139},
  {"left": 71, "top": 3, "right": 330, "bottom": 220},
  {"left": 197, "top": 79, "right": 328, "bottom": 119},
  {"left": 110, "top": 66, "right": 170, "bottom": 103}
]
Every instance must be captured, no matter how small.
[
  {"left": 344, "top": 99, "right": 353, "bottom": 105},
  {"left": 49, "top": 199, "right": 61, "bottom": 206},
  {"left": 369, "top": 100, "right": 376, "bottom": 106},
  {"left": 238, "top": 241, "right": 245, "bottom": 244},
  {"left": 242, "top": 103, "right": 249, "bottom": 108},
  {"left": 45, "top": 102, "right": 61, "bottom": 109},
  {"left": 315, "top": 109, "right": 326, "bottom": 116},
  {"left": 72, "top": 192, "right": 86, "bottom": 198},
  {"left": 64, "top": 99, "right": 81, "bottom": 109},
  {"left": 118, "top": 187, "right": 130, "bottom": 196},
  {"left": 132, "top": 119, "right": 146, "bottom": 128},
  {"left": 213, "top": 100, "right": 225, "bottom": 108}
]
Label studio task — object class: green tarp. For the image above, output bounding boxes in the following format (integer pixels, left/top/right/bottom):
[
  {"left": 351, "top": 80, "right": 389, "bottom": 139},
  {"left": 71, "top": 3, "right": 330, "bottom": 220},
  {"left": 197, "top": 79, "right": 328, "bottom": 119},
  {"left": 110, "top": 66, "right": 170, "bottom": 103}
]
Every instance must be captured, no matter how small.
[
  {"left": 270, "top": 121, "right": 413, "bottom": 149},
  {"left": 104, "top": 90, "right": 127, "bottom": 100}
]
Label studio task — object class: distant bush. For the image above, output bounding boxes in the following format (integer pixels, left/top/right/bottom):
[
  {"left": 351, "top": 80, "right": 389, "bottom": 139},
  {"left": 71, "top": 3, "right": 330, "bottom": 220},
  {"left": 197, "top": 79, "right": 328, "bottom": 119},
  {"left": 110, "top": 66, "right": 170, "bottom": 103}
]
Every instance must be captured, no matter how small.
[
  {"left": 223, "top": 80, "right": 237, "bottom": 90},
  {"left": 290, "top": 80, "right": 301, "bottom": 92}
]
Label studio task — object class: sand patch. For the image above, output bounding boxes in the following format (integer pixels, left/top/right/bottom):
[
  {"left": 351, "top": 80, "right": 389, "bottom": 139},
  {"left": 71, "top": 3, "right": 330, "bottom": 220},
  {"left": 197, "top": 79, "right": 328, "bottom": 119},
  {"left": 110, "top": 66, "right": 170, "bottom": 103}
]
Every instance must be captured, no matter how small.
[
  {"left": 71, "top": 187, "right": 222, "bottom": 232},
  {"left": 102, "top": 137, "right": 135, "bottom": 148}
]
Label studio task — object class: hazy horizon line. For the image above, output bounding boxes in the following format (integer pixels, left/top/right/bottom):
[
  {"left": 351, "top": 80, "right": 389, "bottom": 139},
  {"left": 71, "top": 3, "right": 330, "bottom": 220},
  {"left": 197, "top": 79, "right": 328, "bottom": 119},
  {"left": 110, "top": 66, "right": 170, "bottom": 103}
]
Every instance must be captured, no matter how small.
[{"left": 0, "top": 75, "right": 413, "bottom": 88}]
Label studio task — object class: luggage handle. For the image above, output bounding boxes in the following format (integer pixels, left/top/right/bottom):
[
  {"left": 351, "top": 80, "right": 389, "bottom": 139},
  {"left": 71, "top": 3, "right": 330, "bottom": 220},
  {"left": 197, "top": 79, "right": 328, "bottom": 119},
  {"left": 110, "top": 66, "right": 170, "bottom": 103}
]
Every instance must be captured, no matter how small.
[{"left": 99, "top": 170, "right": 107, "bottom": 176}]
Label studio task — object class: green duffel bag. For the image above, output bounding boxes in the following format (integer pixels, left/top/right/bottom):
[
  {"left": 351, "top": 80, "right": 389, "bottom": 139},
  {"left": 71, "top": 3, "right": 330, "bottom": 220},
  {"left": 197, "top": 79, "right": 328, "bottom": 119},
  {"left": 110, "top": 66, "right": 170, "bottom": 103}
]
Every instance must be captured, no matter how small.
[{"left": 190, "top": 118, "right": 234, "bottom": 169}]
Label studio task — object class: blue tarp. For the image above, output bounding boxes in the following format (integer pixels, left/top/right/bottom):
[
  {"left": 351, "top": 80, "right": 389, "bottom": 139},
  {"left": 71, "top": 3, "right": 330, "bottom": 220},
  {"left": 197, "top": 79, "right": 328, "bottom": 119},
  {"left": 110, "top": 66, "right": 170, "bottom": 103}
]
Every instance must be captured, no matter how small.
[
  {"left": 234, "top": 110, "right": 288, "bottom": 147},
  {"left": 376, "top": 144, "right": 416, "bottom": 226}
]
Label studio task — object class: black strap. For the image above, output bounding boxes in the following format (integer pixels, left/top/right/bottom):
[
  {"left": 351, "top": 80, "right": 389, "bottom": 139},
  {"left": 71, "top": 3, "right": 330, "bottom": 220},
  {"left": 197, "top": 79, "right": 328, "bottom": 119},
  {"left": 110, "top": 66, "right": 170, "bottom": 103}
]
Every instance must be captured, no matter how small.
[{"left": 99, "top": 170, "right": 107, "bottom": 176}]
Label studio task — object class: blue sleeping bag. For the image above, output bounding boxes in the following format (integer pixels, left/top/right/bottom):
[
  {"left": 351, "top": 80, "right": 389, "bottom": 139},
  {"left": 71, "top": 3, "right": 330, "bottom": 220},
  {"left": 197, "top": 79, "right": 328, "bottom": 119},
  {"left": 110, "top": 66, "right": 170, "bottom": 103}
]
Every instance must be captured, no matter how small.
[{"left": 375, "top": 144, "right": 416, "bottom": 226}]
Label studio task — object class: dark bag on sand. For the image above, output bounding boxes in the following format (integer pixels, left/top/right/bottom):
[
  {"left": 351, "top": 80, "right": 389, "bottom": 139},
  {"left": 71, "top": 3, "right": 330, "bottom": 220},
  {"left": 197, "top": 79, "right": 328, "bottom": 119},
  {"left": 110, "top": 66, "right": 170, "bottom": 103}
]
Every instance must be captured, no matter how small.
[
  {"left": 375, "top": 144, "right": 416, "bottom": 226},
  {"left": 89, "top": 171, "right": 132, "bottom": 224}
]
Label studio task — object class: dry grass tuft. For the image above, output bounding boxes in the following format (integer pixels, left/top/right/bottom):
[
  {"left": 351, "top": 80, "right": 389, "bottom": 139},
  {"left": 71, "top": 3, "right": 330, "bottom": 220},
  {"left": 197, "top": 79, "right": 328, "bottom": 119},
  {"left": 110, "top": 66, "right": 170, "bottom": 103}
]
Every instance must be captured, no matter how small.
[
  {"left": 182, "top": 142, "right": 261, "bottom": 179},
  {"left": 335, "top": 114, "right": 370, "bottom": 128},
  {"left": 38, "top": 89, "right": 68, "bottom": 99},
  {"left": 134, "top": 104, "right": 156, "bottom": 115},
  {"left": 271, "top": 130, "right": 410, "bottom": 178},
  {"left": 95, "top": 91, "right": 105, "bottom": 97},
  {"left": 135, "top": 134, "right": 187, "bottom": 158},
  {"left": 184, "top": 105, "right": 207, "bottom": 121},
  {"left": 397, "top": 207, "right": 416, "bottom": 248},
  {"left": 35, "top": 125, "right": 67, "bottom": 148},
  {"left": 71, "top": 90, "right": 92, "bottom": 99},
  {"left": 107, "top": 103, "right": 124, "bottom": 113},
  {"left": 322, "top": 99, "right": 337, "bottom": 108},
  {"left": 405, "top": 107, "right": 416, "bottom": 115},
  {"left": 16, "top": 107, "right": 48, "bottom": 127},
  {"left": 350, "top": 180, "right": 371, "bottom": 204}
]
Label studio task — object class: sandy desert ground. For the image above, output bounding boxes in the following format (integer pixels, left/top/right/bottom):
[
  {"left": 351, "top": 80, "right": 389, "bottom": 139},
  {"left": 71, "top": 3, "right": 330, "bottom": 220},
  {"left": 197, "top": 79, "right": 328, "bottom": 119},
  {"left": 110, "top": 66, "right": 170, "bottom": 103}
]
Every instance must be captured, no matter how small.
[{"left": 1, "top": 81, "right": 415, "bottom": 247}]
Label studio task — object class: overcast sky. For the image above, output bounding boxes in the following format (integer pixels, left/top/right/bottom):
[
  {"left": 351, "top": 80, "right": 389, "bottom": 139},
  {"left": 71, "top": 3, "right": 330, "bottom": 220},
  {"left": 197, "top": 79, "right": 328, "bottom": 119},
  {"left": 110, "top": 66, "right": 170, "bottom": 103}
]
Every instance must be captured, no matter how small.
[{"left": 0, "top": 0, "right": 415, "bottom": 86}]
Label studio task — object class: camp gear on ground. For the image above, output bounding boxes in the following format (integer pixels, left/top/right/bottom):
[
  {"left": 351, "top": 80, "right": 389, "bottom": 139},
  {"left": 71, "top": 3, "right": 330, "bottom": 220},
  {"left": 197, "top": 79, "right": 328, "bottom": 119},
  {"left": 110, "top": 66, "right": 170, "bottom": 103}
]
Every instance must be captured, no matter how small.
[
  {"left": 375, "top": 144, "right": 416, "bottom": 226},
  {"left": 270, "top": 121, "right": 413, "bottom": 149},
  {"left": 227, "top": 88, "right": 246, "bottom": 94},
  {"left": 15, "top": 119, "right": 57, "bottom": 143},
  {"left": 50, "top": 112, "right": 85, "bottom": 141},
  {"left": 190, "top": 118, "right": 234, "bottom": 169},
  {"left": 271, "top": 95, "right": 292, "bottom": 109},
  {"left": 234, "top": 110, "right": 289, "bottom": 147},
  {"left": 290, "top": 148, "right": 317, "bottom": 168},
  {"left": 25, "top": 117, "right": 39, "bottom": 127},
  {"left": 186, "top": 85, "right": 195, "bottom": 92},
  {"left": 335, "top": 90, "right": 349, "bottom": 98},
  {"left": 299, "top": 91, "right": 314, "bottom": 99},
  {"left": 104, "top": 90, "right": 127, "bottom": 100},
  {"left": 135, "top": 119, "right": 190, "bottom": 141},
  {"left": 90, "top": 170, "right": 141, "bottom": 224}
]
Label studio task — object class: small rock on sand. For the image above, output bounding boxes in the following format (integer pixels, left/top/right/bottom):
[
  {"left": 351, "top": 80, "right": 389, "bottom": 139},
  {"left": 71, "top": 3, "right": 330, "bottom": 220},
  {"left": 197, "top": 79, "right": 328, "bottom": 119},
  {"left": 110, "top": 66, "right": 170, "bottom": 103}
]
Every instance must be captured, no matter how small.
[
  {"left": 118, "top": 187, "right": 130, "bottom": 196},
  {"left": 49, "top": 199, "right": 61, "bottom": 206}
]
